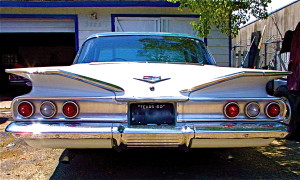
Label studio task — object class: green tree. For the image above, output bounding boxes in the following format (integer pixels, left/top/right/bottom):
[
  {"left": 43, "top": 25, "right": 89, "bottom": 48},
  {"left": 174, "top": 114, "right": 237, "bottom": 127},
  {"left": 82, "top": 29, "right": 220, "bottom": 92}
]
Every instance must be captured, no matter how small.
[{"left": 168, "top": 0, "right": 271, "bottom": 37}]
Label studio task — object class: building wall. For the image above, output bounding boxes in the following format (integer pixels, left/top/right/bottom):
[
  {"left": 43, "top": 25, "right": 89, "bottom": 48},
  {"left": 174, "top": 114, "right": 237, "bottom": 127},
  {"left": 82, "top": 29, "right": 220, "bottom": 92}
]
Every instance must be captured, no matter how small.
[
  {"left": 0, "top": 6, "right": 230, "bottom": 66},
  {"left": 1, "top": 7, "right": 193, "bottom": 44},
  {"left": 235, "top": 1, "right": 300, "bottom": 45},
  {"left": 234, "top": 1, "right": 300, "bottom": 67},
  {"left": 207, "top": 26, "right": 230, "bottom": 66}
]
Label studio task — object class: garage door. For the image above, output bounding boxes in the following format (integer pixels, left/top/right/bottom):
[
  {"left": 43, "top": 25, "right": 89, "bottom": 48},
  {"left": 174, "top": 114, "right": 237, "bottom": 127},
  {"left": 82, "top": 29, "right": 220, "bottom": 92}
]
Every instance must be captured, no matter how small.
[{"left": 0, "top": 18, "right": 75, "bottom": 33}]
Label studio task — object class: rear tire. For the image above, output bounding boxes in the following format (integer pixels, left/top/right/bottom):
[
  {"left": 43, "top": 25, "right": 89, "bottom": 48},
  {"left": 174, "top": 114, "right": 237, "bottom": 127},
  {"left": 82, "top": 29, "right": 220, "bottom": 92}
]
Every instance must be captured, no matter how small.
[{"left": 274, "top": 86, "right": 300, "bottom": 141}]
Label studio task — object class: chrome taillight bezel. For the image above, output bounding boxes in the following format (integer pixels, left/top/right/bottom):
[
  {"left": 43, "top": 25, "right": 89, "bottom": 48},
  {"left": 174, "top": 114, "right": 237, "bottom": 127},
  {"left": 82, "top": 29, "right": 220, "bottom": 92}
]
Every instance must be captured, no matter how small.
[
  {"left": 224, "top": 102, "right": 240, "bottom": 119},
  {"left": 17, "top": 101, "right": 35, "bottom": 118},
  {"left": 40, "top": 101, "right": 57, "bottom": 118},
  {"left": 245, "top": 102, "right": 260, "bottom": 119},
  {"left": 62, "top": 101, "right": 79, "bottom": 119},
  {"left": 265, "top": 102, "right": 281, "bottom": 118}
]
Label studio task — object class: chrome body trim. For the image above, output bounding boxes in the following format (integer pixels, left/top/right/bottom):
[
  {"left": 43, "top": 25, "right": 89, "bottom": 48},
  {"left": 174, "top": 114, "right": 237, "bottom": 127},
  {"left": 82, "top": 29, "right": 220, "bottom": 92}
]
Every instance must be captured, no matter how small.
[
  {"left": 6, "top": 121, "right": 288, "bottom": 148},
  {"left": 282, "top": 99, "right": 291, "bottom": 125},
  {"left": 87, "top": 32, "right": 204, "bottom": 41},
  {"left": 11, "top": 97, "right": 128, "bottom": 122},
  {"left": 115, "top": 96, "right": 188, "bottom": 102},
  {"left": 11, "top": 97, "right": 288, "bottom": 123},
  {"left": 190, "top": 138, "right": 275, "bottom": 148},
  {"left": 133, "top": 77, "right": 171, "bottom": 84},
  {"left": 55, "top": 70, "right": 124, "bottom": 92},
  {"left": 177, "top": 98, "right": 288, "bottom": 122},
  {"left": 180, "top": 71, "right": 292, "bottom": 93},
  {"left": 6, "top": 69, "right": 124, "bottom": 92}
]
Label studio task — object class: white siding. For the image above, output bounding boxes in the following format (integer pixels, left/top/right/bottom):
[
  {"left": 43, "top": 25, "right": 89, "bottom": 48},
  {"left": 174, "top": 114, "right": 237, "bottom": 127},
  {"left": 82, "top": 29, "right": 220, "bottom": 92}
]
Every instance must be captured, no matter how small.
[{"left": 207, "top": 27, "right": 229, "bottom": 66}]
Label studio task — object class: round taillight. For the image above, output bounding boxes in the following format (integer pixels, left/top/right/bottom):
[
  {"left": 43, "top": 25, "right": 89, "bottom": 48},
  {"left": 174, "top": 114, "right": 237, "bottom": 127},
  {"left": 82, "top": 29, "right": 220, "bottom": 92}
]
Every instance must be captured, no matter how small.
[
  {"left": 62, "top": 101, "right": 79, "bottom": 118},
  {"left": 245, "top": 102, "right": 260, "bottom": 118},
  {"left": 266, "top": 102, "right": 280, "bottom": 118},
  {"left": 224, "top": 102, "right": 240, "bottom": 118},
  {"left": 18, "top": 101, "right": 34, "bottom": 118},
  {"left": 40, "top": 101, "right": 56, "bottom": 118}
]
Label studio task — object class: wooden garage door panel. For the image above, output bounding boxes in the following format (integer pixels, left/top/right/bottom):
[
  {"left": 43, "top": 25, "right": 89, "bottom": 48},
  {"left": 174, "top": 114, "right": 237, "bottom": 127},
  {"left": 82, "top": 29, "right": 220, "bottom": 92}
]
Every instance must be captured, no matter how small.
[
  {"left": 0, "top": 19, "right": 75, "bottom": 33},
  {"left": 161, "top": 17, "right": 198, "bottom": 36},
  {"left": 115, "top": 17, "right": 160, "bottom": 32}
]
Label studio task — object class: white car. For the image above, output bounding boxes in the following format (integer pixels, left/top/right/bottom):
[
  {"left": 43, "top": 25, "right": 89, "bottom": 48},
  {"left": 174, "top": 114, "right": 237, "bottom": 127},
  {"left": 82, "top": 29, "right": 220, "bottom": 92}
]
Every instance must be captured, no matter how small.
[{"left": 5, "top": 32, "right": 291, "bottom": 150}]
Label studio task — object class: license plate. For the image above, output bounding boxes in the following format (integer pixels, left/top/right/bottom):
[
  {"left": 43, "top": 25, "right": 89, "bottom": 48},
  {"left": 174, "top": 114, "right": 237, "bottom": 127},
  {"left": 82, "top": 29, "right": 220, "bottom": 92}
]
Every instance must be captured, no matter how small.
[{"left": 130, "top": 103, "right": 175, "bottom": 125}]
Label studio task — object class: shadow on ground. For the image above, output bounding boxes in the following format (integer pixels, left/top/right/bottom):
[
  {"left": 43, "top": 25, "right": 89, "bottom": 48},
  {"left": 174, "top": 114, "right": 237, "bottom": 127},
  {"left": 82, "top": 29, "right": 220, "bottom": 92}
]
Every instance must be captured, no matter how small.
[{"left": 50, "top": 148, "right": 298, "bottom": 180}]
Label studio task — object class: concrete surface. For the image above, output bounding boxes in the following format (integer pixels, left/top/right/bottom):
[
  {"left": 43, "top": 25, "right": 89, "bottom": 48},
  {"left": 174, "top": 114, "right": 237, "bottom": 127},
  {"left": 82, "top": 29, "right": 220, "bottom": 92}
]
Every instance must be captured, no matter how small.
[
  {"left": 0, "top": 101, "right": 11, "bottom": 109},
  {"left": 0, "top": 101, "right": 11, "bottom": 119}
]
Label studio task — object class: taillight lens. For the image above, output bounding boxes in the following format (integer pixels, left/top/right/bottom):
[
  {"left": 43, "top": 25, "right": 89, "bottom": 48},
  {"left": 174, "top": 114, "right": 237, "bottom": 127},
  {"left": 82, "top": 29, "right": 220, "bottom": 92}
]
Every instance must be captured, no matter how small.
[
  {"left": 18, "top": 101, "right": 34, "bottom": 118},
  {"left": 40, "top": 101, "right": 56, "bottom": 118},
  {"left": 62, "top": 101, "right": 79, "bottom": 118},
  {"left": 266, "top": 102, "right": 280, "bottom": 118},
  {"left": 224, "top": 102, "right": 240, "bottom": 118},
  {"left": 245, "top": 102, "right": 260, "bottom": 118}
]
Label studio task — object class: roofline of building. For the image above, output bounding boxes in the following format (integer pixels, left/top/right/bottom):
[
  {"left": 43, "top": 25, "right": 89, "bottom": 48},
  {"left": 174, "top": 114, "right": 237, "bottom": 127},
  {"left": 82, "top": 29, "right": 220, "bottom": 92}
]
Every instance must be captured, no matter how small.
[
  {"left": 241, "top": 0, "right": 299, "bottom": 29},
  {"left": 0, "top": 1, "right": 180, "bottom": 8}
]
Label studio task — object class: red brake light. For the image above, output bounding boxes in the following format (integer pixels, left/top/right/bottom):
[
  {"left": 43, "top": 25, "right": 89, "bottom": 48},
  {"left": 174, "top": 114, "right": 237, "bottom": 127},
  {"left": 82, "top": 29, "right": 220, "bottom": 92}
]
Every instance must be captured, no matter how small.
[
  {"left": 18, "top": 101, "right": 34, "bottom": 118},
  {"left": 62, "top": 101, "right": 79, "bottom": 118},
  {"left": 266, "top": 102, "right": 280, "bottom": 118},
  {"left": 224, "top": 102, "right": 240, "bottom": 118}
]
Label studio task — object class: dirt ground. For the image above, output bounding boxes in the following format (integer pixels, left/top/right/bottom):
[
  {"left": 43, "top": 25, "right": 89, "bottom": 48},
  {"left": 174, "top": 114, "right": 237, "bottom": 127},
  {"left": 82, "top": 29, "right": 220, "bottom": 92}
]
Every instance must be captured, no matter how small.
[
  {"left": 0, "top": 111, "right": 299, "bottom": 179},
  {"left": 0, "top": 120, "right": 63, "bottom": 180}
]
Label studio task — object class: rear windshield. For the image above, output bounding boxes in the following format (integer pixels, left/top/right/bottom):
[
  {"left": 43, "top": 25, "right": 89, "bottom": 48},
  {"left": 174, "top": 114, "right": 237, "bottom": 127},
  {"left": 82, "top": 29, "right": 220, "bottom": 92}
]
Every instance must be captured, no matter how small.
[{"left": 74, "top": 35, "right": 215, "bottom": 65}]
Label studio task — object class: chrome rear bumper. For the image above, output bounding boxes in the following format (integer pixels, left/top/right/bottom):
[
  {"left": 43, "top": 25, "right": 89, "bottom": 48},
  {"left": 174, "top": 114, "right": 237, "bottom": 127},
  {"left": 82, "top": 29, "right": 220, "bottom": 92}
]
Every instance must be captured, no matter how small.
[{"left": 6, "top": 121, "right": 288, "bottom": 148}]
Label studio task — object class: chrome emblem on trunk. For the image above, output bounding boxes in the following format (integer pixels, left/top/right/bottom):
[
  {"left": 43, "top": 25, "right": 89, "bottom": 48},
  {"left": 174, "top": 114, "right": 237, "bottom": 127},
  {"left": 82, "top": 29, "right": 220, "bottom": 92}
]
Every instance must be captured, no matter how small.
[{"left": 134, "top": 76, "right": 171, "bottom": 84}]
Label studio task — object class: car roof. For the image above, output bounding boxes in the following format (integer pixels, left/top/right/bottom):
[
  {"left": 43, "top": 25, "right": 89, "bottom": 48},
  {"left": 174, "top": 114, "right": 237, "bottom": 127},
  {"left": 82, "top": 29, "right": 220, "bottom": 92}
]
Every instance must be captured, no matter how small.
[{"left": 87, "top": 32, "right": 202, "bottom": 41}]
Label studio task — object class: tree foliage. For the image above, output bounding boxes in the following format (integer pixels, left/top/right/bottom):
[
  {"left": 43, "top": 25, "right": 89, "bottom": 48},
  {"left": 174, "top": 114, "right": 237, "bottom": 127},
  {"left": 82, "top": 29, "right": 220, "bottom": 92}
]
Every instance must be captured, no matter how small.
[{"left": 168, "top": 0, "right": 272, "bottom": 37}]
